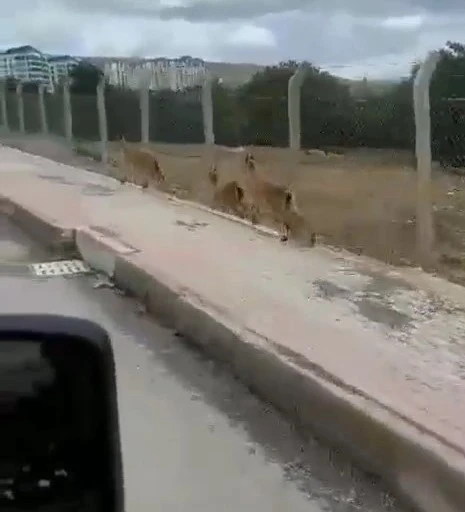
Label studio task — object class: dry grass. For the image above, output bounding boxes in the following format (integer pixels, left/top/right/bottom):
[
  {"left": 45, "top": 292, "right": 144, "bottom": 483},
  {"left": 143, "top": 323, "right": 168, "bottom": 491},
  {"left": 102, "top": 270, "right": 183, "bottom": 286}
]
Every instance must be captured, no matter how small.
[
  {"left": 5, "top": 134, "right": 464, "bottom": 286},
  {"left": 106, "top": 142, "right": 465, "bottom": 285}
]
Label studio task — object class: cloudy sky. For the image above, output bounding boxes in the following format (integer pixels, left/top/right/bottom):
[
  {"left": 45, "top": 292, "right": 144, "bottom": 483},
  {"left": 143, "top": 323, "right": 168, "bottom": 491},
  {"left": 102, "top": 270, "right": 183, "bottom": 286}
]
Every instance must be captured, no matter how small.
[{"left": 2, "top": 0, "right": 464, "bottom": 79}]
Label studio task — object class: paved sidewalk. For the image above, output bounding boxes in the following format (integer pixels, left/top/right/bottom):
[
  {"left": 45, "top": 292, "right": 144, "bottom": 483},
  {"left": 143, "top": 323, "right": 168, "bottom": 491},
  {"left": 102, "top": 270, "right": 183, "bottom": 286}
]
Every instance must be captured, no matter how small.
[{"left": 1, "top": 145, "right": 464, "bottom": 512}]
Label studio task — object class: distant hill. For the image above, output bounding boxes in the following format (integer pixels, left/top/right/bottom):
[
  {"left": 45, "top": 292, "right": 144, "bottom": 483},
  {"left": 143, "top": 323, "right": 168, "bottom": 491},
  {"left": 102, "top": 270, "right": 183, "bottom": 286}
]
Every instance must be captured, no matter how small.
[
  {"left": 340, "top": 77, "right": 398, "bottom": 97},
  {"left": 205, "top": 61, "right": 264, "bottom": 86},
  {"left": 77, "top": 55, "right": 398, "bottom": 95},
  {"left": 77, "top": 55, "right": 263, "bottom": 87},
  {"left": 78, "top": 56, "right": 146, "bottom": 69}
]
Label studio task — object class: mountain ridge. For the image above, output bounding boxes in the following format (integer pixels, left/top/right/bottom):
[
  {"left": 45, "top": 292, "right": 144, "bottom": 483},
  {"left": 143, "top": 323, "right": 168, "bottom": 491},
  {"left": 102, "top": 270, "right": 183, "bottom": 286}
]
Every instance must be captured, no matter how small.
[{"left": 78, "top": 55, "right": 397, "bottom": 93}]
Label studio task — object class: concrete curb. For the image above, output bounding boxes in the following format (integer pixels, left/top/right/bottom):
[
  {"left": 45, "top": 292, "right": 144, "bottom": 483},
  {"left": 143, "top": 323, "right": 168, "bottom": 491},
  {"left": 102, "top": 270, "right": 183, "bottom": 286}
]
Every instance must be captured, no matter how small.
[
  {"left": 0, "top": 195, "right": 76, "bottom": 257},
  {"left": 166, "top": 194, "right": 281, "bottom": 239},
  {"left": 6, "top": 201, "right": 465, "bottom": 512},
  {"left": 118, "top": 181, "right": 282, "bottom": 240},
  {"left": 75, "top": 226, "right": 140, "bottom": 278}
]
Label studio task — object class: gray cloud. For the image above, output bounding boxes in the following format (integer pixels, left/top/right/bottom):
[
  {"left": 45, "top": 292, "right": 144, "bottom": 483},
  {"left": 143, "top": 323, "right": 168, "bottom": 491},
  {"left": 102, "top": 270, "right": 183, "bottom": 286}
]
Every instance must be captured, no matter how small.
[
  {"left": 49, "top": 0, "right": 465, "bottom": 22},
  {"left": 1, "top": 0, "right": 464, "bottom": 79},
  {"left": 262, "top": 11, "right": 417, "bottom": 63}
]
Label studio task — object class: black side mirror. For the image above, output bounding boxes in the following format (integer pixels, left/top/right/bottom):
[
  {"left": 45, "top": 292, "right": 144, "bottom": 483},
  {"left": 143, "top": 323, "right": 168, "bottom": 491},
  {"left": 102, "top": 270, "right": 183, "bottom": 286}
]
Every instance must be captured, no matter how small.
[{"left": 0, "top": 314, "right": 124, "bottom": 512}]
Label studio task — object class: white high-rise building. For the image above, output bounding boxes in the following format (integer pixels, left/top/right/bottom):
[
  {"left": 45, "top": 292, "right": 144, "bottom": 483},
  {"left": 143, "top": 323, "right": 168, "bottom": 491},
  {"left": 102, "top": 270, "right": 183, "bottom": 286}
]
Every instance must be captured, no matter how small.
[
  {"left": 0, "top": 46, "right": 209, "bottom": 93},
  {"left": 48, "top": 55, "right": 80, "bottom": 86},
  {"left": 0, "top": 46, "right": 80, "bottom": 92},
  {"left": 102, "top": 56, "right": 207, "bottom": 91},
  {"left": 0, "top": 45, "right": 52, "bottom": 89}
]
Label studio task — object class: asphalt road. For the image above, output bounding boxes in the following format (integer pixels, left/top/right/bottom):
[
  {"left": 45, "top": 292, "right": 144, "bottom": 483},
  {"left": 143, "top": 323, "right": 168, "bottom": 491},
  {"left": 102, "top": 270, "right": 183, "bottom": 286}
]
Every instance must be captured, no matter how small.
[{"left": 0, "top": 216, "right": 407, "bottom": 512}]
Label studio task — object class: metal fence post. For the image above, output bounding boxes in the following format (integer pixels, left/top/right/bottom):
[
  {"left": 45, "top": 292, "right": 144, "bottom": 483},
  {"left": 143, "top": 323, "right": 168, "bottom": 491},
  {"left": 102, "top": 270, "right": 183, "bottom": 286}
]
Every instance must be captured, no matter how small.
[
  {"left": 413, "top": 51, "right": 440, "bottom": 267},
  {"left": 0, "top": 81, "right": 9, "bottom": 132},
  {"left": 63, "top": 78, "right": 73, "bottom": 143},
  {"left": 16, "top": 82, "right": 25, "bottom": 134},
  {"left": 96, "top": 76, "right": 108, "bottom": 165},
  {"left": 202, "top": 73, "right": 215, "bottom": 146},
  {"left": 38, "top": 84, "right": 48, "bottom": 134},
  {"left": 288, "top": 66, "right": 307, "bottom": 151},
  {"left": 139, "top": 70, "right": 150, "bottom": 144}
]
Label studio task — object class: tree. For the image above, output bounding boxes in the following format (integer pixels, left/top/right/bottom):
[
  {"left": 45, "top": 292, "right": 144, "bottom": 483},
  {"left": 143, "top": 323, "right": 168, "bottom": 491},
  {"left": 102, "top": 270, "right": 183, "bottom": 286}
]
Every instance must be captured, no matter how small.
[
  {"left": 3, "top": 78, "right": 40, "bottom": 93},
  {"left": 233, "top": 60, "right": 354, "bottom": 147},
  {"left": 212, "top": 80, "right": 244, "bottom": 146},
  {"left": 69, "top": 61, "right": 104, "bottom": 95},
  {"left": 5, "top": 77, "right": 19, "bottom": 91},
  {"left": 63, "top": 40, "right": 465, "bottom": 164},
  {"left": 428, "top": 41, "right": 465, "bottom": 166},
  {"left": 22, "top": 81, "right": 40, "bottom": 93},
  {"left": 236, "top": 61, "right": 301, "bottom": 146},
  {"left": 300, "top": 65, "right": 353, "bottom": 147}
]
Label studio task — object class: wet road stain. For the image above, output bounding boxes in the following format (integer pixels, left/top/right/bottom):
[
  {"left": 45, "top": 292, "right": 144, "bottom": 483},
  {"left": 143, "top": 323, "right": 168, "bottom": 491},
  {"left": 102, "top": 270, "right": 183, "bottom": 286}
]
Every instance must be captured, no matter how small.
[
  {"left": 312, "top": 268, "right": 465, "bottom": 382},
  {"left": 38, "top": 174, "right": 116, "bottom": 196},
  {"left": 175, "top": 219, "right": 209, "bottom": 231},
  {"left": 313, "top": 276, "right": 413, "bottom": 331},
  {"left": 357, "top": 299, "right": 411, "bottom": 330},
  {"left": 313, "top": 279, "right": 350, "bottom": 301},
  {"left": 81, "top": 184, "right": 115, "bottom": 196},
  {"left": 38, "top": 174, "right": 76, "bottom": 185}
]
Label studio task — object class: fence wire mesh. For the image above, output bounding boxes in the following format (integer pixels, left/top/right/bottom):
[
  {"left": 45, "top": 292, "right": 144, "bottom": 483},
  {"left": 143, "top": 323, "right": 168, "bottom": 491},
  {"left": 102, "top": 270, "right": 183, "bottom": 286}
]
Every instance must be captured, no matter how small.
[
  {"left": 44, "top": 92, "right": 64, "bottom": 137},
  {"left": 105, "top": 88, "right": 140, "bottom": 142},
  {"left": 22, "top": 93, "right": 41, "bottom": 133},
  {"left": 149, "top": 87, "right": 203, "bottom": 144},
  {"left": 71, "top": 93, "right": 100, "bottom": 142},
  {"left": 5, "top": 92, "right": 19, "bottom": 132},
  {"left": 1, "top": 50, "right": 465, "bottom": 283}
]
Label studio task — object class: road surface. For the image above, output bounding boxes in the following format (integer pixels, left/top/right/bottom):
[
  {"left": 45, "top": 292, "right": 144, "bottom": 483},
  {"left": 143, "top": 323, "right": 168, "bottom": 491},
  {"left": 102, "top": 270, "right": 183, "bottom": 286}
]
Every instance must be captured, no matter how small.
[{"left": 0, "top": 216, "right": 406, "bottom": 512}]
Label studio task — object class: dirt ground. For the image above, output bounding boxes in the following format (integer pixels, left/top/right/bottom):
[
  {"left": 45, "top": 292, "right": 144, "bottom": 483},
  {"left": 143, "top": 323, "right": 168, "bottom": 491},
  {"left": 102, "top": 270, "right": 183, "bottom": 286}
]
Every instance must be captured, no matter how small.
[
  {"left": 3, "top": 133, "right": 465, "bottom": 286},
  {"left": 109, "top": 141, "right": 465, "bottom": 285}
]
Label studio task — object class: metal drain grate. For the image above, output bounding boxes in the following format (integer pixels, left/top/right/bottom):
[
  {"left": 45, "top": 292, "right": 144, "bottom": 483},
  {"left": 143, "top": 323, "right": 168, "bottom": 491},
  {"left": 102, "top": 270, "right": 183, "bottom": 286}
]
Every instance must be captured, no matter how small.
[{"left": 30, "top": 260, "right": 91, "bottom": 277}]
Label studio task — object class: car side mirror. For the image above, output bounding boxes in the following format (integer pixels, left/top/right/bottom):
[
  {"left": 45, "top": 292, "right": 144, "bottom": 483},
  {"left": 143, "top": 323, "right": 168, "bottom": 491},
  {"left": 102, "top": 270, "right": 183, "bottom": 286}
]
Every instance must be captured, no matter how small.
[{"left": 0, "top": 314, "right": 124, "bottom": 512}]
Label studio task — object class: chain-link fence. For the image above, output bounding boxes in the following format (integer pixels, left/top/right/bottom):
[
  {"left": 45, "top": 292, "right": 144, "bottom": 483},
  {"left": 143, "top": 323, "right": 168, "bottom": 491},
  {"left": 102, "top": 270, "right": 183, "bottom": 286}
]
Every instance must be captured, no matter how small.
[
  {"left": 208, "top": 69, "right": 416, "bottom": 153},
  {"left": 2, "top": 89, "right": 63, "bottom": 136},
  {"left": 1, "top": 50, "right": 465, "bottom": 282},
  {"left": 432, "top": 98, "right": 465, "bottom": 168},
  {"left": 67, "top": 86, "right": 205, "bottom": 145},
  {"left": 0, "top": 74, "right": 421, "bottom": 157},
  {"left": 2, "top": 64, "right": 461, "bottom": 161},
  {"left": 5, "top": 91, "right": 20, "bottom": 132},
  {"left": 44, "top": 92, "right": 64, "bottom": 137},
  {"left": 149, "top": 87, "right": 204, "bottom": 144},
  {"left": 22, "top": 92, "right": 41, "bottom": 133},
  {"left": 71, "top": 93, "right": 100, "bottom": 142}
]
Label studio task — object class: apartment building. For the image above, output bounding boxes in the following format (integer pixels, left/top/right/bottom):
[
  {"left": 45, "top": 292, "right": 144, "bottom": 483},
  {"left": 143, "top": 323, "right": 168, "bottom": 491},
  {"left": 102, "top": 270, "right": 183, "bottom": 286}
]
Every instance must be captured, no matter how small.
[
  {"left": 48, "top": 55, "right": 80, "bottom": 86},
  {"left": 0, "top": 46, "right": 80, "bottom": 92},
  {"left": 100, "top": 55, "right": 207, "bottom": 91},
  {"left": 103, "top": 60, "right": 130, "bottom": 89},
  {"left": 175, "top": 56, "right": 206, "bottom": 89},
  {"left": 0, "top": 45, "right": 52, "bottom": 89},
  {"left": 0, "top": 45, "right": 254, "bottom": 93}
]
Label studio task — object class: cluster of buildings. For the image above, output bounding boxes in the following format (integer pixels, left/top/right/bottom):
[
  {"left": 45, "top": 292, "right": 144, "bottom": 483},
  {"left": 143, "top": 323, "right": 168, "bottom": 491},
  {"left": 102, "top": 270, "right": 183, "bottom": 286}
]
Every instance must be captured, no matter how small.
[
  {"left": 95, "top": 55, "right": 207, "bottom": 91},
  {"left": 0, "top": 46, "right": 78, "bottom": 92},
  {"left": 0, "top": 45, "right": 208, "bottom": 93}
]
